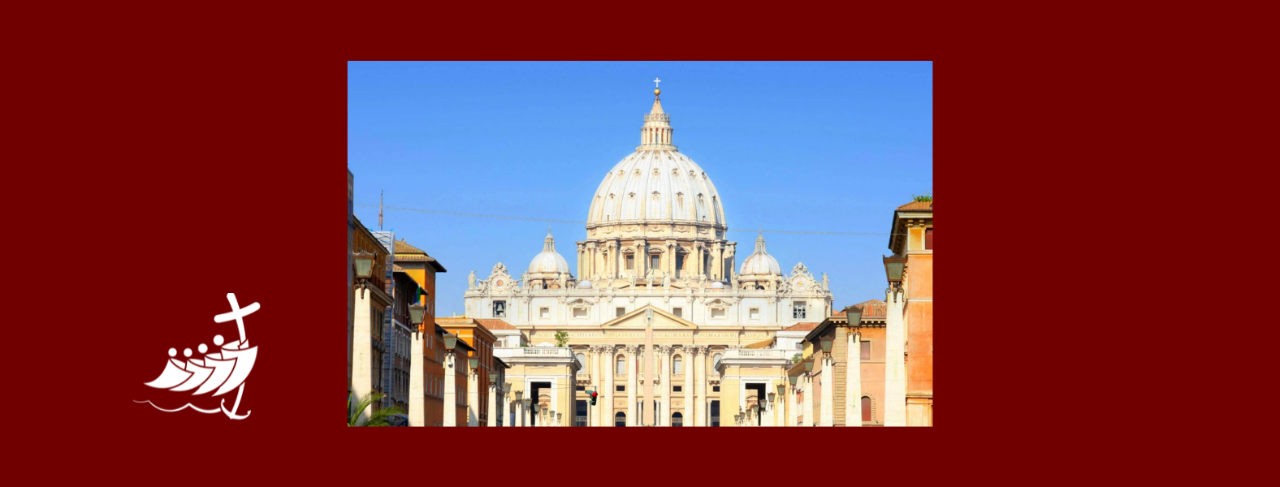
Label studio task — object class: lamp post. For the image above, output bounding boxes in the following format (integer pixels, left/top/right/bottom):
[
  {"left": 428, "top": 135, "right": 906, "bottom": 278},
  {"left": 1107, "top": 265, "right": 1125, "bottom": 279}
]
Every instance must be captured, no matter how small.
[
  {"left": 883, "top": 254, "right": 907, "bottom": 299},
  {"left": 351, "top": 249, "right": 378, "bottom": 425},
  {"left": 516, "top": 391, "right": 525, "bottom": 427},
  {"left": 442, "top": 332, "right": 459, "bottom": 427}
]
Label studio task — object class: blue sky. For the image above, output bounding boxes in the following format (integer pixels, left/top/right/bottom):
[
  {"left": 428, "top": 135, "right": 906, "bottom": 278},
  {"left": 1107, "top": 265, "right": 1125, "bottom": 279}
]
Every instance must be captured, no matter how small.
[{"left": 348, "top": 61, "right": 932, "bottom": 318}]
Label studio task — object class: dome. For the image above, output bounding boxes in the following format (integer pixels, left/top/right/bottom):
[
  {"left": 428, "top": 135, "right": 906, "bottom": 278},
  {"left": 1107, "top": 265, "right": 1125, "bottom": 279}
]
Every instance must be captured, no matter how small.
[
  {"left": 740, "top": 233, "right": 782, "bottom": 276},
  {"left": 585, "top": 89, "right": 726, "bottom": 228},
  {"left": 577, "top": 280, "right": 593, "bottom": 289},
  {"left": 528, "top": 231, "right": 571, "bottom": 274},
  {"left": 710, "top": 281, "right": 724, "bottom": 289}
]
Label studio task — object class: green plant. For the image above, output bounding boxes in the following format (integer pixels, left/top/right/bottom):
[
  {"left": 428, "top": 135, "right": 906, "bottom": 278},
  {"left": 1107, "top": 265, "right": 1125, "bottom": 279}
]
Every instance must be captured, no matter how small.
[
  {"left": 912, "top": 191, "right": 933, "bottom": 202},
  {"left": 348, "top": 392, "right": 405, "bottom": 427},
  {"left": 554, "top": 330, "right": 570, "bottom": 347},
  {"left": 520, "top": 342, "right": 530, "bottom": 347},
  {"left": 792, "top": 353, "right": 802, "bottom": 364}
]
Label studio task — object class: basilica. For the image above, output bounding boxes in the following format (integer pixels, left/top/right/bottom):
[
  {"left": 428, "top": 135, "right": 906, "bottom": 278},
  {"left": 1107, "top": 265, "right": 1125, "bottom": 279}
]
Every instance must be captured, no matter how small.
[{"left": 464, "top": 85, "right": 841, "bottom": 427}]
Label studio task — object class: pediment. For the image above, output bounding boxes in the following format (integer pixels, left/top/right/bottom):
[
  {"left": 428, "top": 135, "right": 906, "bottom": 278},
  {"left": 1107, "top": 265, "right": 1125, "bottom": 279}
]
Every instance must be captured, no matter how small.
[{"left": 599, "top": 305, "right": 697, "bottom": 329}]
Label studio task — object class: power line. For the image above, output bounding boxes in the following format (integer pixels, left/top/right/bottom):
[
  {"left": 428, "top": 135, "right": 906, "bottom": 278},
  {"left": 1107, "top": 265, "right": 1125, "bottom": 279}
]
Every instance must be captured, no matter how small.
[{"left": 355, "top": 204, "right": 898, "bottom": 236}]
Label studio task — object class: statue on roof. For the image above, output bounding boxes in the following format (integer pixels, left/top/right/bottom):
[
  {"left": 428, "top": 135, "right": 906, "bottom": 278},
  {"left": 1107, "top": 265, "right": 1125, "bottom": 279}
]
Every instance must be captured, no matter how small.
[
  {"left": 559, "top": 272, "right": 567, "bottom": 289},
  {"left": 822, "top": 272, "right": 829, "bottom": 291},
  {"left": 662, "top": 273, "right": 671, "bottom": 289},
  {"left": 468, "top": 271, "right": 476, "bottom": 290}
]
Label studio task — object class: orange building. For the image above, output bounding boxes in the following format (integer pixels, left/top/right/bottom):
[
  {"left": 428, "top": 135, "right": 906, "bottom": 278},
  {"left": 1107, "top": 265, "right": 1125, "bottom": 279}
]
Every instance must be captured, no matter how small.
[
  {"left": 391, "top": 238, "right": 448, "bottom": 426},
  {"left": 351, "top": 216, "right": 392, "bottom": 415},
  {"left": 888, "top": 200, "right": 932, "bottom": 426},
  {"left": 437, "top": 317, "right": 500, "bottom": 426},
  {"left": 790, "top": 301, "right": 889, "bottom": 426}
]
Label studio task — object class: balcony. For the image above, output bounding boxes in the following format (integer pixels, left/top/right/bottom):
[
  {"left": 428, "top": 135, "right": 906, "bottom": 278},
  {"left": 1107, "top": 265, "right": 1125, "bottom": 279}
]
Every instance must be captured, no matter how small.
[
  {"left": 722, "top": 349, "right": 790, "bottom": 360},
  {"left": 495, "top": 347, "right": 573, "bottom": 358}
]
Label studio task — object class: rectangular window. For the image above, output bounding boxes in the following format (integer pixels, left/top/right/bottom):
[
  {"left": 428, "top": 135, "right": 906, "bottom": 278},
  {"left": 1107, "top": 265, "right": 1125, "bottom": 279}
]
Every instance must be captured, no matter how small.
[
  {"left": 540, "top": 307, "right": 549, "bottom": 319},
  {"left": 674, "top": 385, "right": 683, "bottom": 392},
  {"left": 573, "top": 308, "right": 587, "bottom": 318},
  {"left": 711, "top": 308, "right": 725, "bottom": 319},
  {"left": 713, "top": 386, "right": 720, "bottom": 392},
  {"left": 673, "top": 307, "right": 682, "bottom": 318},
  {"left": 861, "top": 340, "right": 871, "bottom": 360},
  {"left": 493, "top": 301, "right": 507, "bottom": 318},
  {"left": 651, "top": 255, "right": 660, "bottom": 269},
  {"left": 616, "top": 307, "right": 626, "bottom": 318},
  {"left": 616, "top": 385, "right": 625, "bottom": 392},
  {"left": 793, "top": 302, "right": 806, "bottom": 319},
  {"left": 576, "top": 386, "right": 585, "bottom": 391},
  {"left": 749, "top": 308, "right": 760, "bottom": 319},
  {"left": 925, "top": 227, "right": 933, "bottom": 250},
  {"left": 626, "top": 254, "right": 634, "bottom": 270}
]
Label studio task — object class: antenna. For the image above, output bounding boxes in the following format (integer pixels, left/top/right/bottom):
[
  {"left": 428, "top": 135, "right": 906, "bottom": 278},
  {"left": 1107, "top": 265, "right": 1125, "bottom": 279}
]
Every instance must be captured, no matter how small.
[{"left": 378, "top": 190, "right": 384, "bottom": 230}]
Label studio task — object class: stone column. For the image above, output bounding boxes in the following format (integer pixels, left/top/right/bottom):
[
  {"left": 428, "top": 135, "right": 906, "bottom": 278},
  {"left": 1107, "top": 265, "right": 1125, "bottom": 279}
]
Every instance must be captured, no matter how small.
[
  {"left": 408, "top": 327, "right": 425, "bottom": 426},
  {"left": 885, "top": 289, "right": 907, "bottom": 426},
  {"left": 486, "top": 381, "right": 497, "bottom": 427},
  {"left": 352, "top": 286, "right": 374, "bottom": 425},
  {"left": 604, "top": 346, "right": 615, "bottom": 426},
  {"left": 659, "top": 345, "right": 671, "bottom": 427},
  {"left": 443, "top": 351, "right": 457, "bottom": 427},
  {"left": 788, "top": 381, "right": 797, "bottom": 426},
  {"left": 821, "top": 354, "right": 834, "bottom": 426},
  {"left": 467, "top": 363, "right": 480, "bottom": 426},
  {"left": 847, "top": 329, "right": 862, "bottom": 427},
  {"left": 683, "top": 345, "right": 694, "bottom": 426},
  {"left": 589, "top": 346, "right": 600, "bottom": 427},
  {"left": 762, "top": 399, "right": 773, "bottom": 427},
  {"left": 802, "top": 374, "right": 812, "bottom": 426},
  {"left": 693, "top": 346, "right": 705, "bottom": 426},
  {"left": 626, "top": 345, "right": 637, "bottom": 426}
]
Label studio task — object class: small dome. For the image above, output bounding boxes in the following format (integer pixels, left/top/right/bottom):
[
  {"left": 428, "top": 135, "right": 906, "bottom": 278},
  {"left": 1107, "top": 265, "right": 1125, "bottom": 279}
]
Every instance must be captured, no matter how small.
[
  {"left": 577, "top": 280, "right": 593, "bottom": 289},
  {"left": 740, "top": 233, "right": 782, "bottom": 276},
  {"left": 710, "top": 281, "right": 724, "bottom": 289},
  {"left": 529, "top": 230, "right": 571, "bottom": 274}
]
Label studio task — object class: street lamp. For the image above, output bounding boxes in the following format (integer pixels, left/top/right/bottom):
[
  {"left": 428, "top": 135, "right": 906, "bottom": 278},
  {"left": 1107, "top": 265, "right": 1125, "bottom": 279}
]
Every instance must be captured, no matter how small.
[
  {"left": 883, "top": 254, "right": 907, "bottom": 288},
  {"left": 469, "top": 356, "right": 479, "bottom": 370},
  {"left": 803, "top": 359, "right": 814, "bottom": 372},
  {"left": 408, "top": 303, "right": 425, "bottom": 325},
  {"left": 788, "top": 375, "right": 798, "bottom": 387},
  {"left": 353, "top": 250, "right": 376, "bottom": 281},
  {"left": 443, "top": 333, "right": 457, "bottom": 351},
  {"left": 820, "top": 337, "right": 833, "bottom": 353},
  {"left": 843, "top": 304, "right": 863, "bottom": 326}
]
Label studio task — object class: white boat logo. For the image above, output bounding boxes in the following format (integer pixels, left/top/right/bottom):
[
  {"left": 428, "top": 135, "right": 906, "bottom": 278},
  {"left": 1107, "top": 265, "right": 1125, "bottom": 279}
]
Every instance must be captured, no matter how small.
[{"left": 135, "top": 293, "right": 259, "bottom": 420}]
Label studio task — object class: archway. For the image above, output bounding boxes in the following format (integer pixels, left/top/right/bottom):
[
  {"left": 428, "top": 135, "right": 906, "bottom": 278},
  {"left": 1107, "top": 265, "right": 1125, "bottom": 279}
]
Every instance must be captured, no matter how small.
[
  {"left": 672, "top": 412, "right": 683, "bottom": 427},
  {"left": 615, "top": 411, "right": 626, "bottom": 427}
]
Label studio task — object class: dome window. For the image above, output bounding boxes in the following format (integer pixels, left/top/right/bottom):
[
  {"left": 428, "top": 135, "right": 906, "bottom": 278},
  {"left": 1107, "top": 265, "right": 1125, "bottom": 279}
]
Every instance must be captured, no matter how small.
[{"left": 652, "top": 191, "right": 660, "bottom": 201}]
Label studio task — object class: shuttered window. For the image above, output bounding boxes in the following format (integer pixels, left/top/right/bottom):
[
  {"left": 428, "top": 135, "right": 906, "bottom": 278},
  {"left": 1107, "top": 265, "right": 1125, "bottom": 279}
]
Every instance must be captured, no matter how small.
[
  {"left": 861, "top": 340, "right": 871, "bottom": 361},
  {"left": 925, "top": 227, "right": 933, "bottom": 250},
  {"left": 861, "top": 397, "right": 872, "bottom": 422}
]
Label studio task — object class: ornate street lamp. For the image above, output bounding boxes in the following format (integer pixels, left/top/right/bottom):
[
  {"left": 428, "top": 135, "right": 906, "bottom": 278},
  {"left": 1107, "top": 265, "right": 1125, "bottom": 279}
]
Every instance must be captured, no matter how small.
[
  {"left": 803, "top": 359, "right": 814, "bottom": 372},
  {"left": 408, "top": 303, "right": 425, "bottom": 326},
  {"left": 515, "top": 390, "right": 523, "bottom": 403},
  {"left": 820, "top": 337, "right": 834, "bottom": 353},
  {"left": 788, "top": 375, "right": 799, "bottom": 387},
  {"left": 443, "top": 333, "right": 457, "bottom": 351},
  {"left": 469, "top": 356, "right": 479, "bottom": 370},
  {"left": 883, "top": 254, "right": 907, "bottom": 288},
  {"left": 843, "top": 304, "right": 863, "bottom": 326},
  {"left": 353, "top": 250, "right": 376, "bottom": 280}
]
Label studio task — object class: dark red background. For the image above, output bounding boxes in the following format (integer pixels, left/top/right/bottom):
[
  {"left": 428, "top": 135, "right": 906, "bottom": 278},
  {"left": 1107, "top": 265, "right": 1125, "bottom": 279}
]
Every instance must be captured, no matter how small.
[{"left": 12, "top": 1, "right": 1190, "bottom": 483}]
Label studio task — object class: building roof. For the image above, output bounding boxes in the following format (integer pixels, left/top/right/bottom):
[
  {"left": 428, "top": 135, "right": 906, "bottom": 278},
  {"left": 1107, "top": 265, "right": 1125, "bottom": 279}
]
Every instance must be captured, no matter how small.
[
  {"left": 804, "top": 299, "right": 890, "bottom": 344},
  {"left": 848, "top": 299, "right": 887, "bottom": 320},
  {"left": 393, "top": 239, "right": 447, "bottom": 272},
  {"left": 744, "top": 337, "right": 775, "bottom": 349},
  {"left": 782, "top": 322, "right": 821, "bottom": 332},
  {"left": 896, "top": 200, "right": 933, "bottom": 211},
  {"left": 475, "top": 319, "right": 517, "bottom": 331}
]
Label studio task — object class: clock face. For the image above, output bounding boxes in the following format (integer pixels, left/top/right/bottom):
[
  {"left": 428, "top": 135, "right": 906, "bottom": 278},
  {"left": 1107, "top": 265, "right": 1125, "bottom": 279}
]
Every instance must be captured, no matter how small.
[{"left": 496, "top": 280, "right": 504, "bottom": 287}]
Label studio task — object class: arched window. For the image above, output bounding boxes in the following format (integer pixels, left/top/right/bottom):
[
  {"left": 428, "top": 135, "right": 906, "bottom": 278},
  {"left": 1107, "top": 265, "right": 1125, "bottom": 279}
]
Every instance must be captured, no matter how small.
[
  {"left": 616, "top": 355, "right": 625, "bottom": 375},
  {"left": 672, "top": 412, "right": 683, "bottom": 427},
  {"left": 615, "top": 412, "right": 626, "bottom": 427},
  {"left": 673, "top": 356, "right": 683, "bottom": 374},
  {"left": 861, "top": 396, "right": 872, "bottom": 422}
]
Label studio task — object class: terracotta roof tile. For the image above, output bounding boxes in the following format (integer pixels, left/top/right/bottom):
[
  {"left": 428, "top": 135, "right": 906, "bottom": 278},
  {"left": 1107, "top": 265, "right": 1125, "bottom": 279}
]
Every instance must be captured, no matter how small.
[
  {"left": 744, "top": 337, "right": 775, "bottom": 349},
  {"left": 783, "top": 322, "right": 821, "bottom": 332},
  {"left": 896, "top": 200, "right": 933, "bottom": 211},
  {"left": 474, "top": 319, "right": 517, "bottom": 331},
  {"left": 394, "top": 239, "right": 426, "bottom": 255},
  {"left": 845, "top": 299, "right": 887, "bottom": 320}
]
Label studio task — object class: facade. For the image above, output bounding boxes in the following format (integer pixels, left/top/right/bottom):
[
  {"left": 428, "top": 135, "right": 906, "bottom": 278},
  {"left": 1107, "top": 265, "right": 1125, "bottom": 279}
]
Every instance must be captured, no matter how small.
[
  {"left": 392, "top": 239, "right": 446, "bottom": 421},
  {"left": 348, "top": 169, "right": 355, "bottom": 396},
  {"left": 889, "top": 200, "right": 933, "bottom": 426},
  {"left": 437, "top": 317, "right": 501, "bottom": 426},
  {"left": 462, "top": 87, "right": 840, "bottom": 426},
  {"left": 351, "top": 216, "right": 393, "bottom": 418}
]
